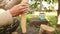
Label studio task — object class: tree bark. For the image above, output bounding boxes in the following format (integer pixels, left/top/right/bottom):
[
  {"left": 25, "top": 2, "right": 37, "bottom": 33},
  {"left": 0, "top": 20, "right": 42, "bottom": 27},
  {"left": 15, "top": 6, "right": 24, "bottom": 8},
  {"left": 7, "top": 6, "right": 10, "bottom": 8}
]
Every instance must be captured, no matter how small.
[
  {"left": 58, "top": 0, "right": 60, "bottom": 16},
  {"left": 56, "top": 0, "right": 60, "bottom": 27},
  {"left": 39, "top": 0, "right": 42, "bottom": 12}
]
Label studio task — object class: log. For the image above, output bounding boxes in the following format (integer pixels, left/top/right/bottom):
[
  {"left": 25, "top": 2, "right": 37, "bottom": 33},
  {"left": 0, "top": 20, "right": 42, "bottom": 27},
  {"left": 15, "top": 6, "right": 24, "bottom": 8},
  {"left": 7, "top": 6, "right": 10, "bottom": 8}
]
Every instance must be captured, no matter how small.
[
  {"left": 39, "top": 24, "right": 54, "bottom": 34},
  {"left": 29, "top": 18, "right": 48, "bottom": 27}
]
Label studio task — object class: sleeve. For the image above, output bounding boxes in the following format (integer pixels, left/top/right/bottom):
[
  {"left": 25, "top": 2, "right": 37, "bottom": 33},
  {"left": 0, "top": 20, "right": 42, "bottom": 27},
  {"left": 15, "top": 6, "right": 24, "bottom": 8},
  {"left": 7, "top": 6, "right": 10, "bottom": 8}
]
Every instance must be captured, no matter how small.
[
  {"left": 0, "top": 9, "right": 13, "bottom": 26},
  {"left": 5, "top": 0, "right": 21, "bottom": 10}
]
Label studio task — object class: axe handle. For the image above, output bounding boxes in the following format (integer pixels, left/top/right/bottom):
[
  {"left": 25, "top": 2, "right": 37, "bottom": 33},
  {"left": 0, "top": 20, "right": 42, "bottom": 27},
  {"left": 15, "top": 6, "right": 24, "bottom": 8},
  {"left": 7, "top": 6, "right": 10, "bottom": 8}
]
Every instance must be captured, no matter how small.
[
  {"left": 20, "top": 0, "right": 28, "bottom": 33},
  {"left": 21, "top": 13, "right": 26, "bottom": 33}
]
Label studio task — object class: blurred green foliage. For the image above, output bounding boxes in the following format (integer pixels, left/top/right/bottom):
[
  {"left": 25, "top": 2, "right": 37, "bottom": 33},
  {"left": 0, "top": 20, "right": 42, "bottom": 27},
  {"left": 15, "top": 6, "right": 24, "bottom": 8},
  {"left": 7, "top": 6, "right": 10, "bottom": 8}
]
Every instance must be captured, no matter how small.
[
  {"left": 26, "top": 13, "right": 60, "bottom": 34},
  {"left": 46, "top": 16, "right": 57, "bottom": 27}
]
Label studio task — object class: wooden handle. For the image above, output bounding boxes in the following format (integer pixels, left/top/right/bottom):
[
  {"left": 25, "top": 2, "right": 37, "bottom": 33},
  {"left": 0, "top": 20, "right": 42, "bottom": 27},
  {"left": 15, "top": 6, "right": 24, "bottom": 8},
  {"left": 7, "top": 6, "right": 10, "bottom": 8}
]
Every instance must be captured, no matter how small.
[
  {"left": 20, "top": 0, "right": 28, "bottom": 33},
  {"left": 21, "top": 13, "right": 26, "bottom": 33}
]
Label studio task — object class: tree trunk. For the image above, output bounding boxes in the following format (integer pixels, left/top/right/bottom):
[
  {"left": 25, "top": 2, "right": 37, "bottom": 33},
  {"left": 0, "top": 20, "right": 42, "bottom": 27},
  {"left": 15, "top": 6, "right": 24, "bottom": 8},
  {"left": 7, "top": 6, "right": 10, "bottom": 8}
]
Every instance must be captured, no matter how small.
[
  {"left": 56, "top": 0, "right": 60, "bottom": 27},
  {"left": 58, "top": 0, "right": 60, "bottom": 16},
  {"left": 39, "top": 0, "right": 42, "bottom": 12},
  {"left": 39, "top": 24, "right": 54, "bottom": 34}
]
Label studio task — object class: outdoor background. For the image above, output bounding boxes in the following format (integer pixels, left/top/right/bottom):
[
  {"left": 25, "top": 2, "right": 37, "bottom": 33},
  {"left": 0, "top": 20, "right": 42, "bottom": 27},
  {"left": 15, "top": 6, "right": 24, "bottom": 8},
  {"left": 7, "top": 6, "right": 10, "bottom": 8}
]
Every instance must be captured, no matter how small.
[{"left": 18, "top": 0, "right": 59, "bottom": 34}]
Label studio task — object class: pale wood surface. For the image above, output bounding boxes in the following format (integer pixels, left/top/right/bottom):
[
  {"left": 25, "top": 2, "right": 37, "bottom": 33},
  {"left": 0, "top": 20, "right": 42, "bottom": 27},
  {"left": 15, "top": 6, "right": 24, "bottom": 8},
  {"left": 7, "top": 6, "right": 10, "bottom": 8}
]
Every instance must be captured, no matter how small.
[
  {"left": 40, "top": 24, "right": 54, "bottom": 32},
  {"left": 21, "top": 13, "right": 26, "bottom": 33},
  {"left": 39, "top": 24, "right": 54, "bottom": 34},
  {"left": 20, "top": 0, "right": 28, "bottom": 33},
  {"left": 12, "top": 32, "right": 18, "bottom": 34}
]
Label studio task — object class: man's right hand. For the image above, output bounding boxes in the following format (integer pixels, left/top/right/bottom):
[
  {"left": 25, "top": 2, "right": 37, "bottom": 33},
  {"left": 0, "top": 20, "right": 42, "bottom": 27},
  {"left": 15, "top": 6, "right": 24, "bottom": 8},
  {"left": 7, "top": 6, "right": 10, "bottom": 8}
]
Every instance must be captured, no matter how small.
[{"left": 9, "top": 4, "right": 28, "bottom": 17}]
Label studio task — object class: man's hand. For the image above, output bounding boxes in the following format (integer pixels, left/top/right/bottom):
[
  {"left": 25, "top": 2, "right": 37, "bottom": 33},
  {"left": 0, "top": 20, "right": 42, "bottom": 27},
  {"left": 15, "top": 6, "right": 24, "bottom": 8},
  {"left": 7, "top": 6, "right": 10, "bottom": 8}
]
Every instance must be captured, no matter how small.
[{"left": 9, "top": 4, "right": 28, "bottom": 17}]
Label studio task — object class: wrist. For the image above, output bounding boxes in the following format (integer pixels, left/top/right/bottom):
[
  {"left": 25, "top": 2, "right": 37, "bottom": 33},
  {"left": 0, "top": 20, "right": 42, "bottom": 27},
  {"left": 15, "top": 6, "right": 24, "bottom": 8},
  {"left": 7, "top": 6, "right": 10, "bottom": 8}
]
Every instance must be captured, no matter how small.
[
  {"left": 9, "top": 9, "right": 19, "bottom": 17},
  {"left": 8, "top": 9, "right": 15, "bottom": 17}
]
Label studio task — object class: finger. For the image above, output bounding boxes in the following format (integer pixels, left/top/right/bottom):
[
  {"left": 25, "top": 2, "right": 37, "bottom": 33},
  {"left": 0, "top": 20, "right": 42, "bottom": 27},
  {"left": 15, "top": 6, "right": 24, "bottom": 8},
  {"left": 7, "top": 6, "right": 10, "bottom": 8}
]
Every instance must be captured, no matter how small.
[
  {"left": 20, "top": 10, "right": 27, "bottom": 13},
  {"left": 14, "top": 4, "right": 29, "bottom": 8},
  {"left": 20, "top": 10, "right": 28, "bottom": 14},
  {"left": 20, "top": 8, "right": 29, "bottom": 14},
  {"left": 19, "top": 3, "right": 29, "bottom": 7},
  {"left": 20, "top": 11, "right": 27, "bottom": 14},
  {"left": 20, "top": 8, "right": 28, "bottom": 11},
  {"left": 20, "top": 5, "right": 29, "bottom": 7},
  {"left": 19, "top": 6, "right": 28, "bottom": 10}
]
